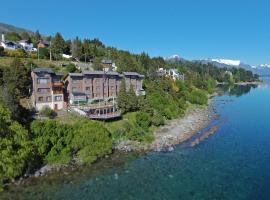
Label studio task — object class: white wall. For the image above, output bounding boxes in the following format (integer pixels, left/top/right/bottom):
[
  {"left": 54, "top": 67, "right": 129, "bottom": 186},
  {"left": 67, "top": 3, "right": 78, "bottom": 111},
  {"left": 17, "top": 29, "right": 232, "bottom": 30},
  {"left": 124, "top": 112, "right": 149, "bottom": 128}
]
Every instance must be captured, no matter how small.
[{"left": 35, "top": 102, "right": 53, "bottom": 111}]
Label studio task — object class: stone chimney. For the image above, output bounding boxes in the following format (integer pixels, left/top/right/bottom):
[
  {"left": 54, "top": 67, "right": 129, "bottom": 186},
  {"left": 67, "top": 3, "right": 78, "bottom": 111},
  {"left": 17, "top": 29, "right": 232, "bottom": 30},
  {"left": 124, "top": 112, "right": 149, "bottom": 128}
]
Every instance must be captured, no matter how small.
[{"left": 1, "top": 34, "right": 5, "bottom": 42}]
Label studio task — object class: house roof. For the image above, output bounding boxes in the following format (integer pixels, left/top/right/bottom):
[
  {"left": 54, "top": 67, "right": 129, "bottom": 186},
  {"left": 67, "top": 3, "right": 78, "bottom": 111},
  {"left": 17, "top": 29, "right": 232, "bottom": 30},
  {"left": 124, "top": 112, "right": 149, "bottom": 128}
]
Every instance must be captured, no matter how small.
[
  {"left": 33, "top": 68, "right": 54, "bottom": 74},
  {"left": 69, "top": 73, "right": 83, "bottom": 77},
  {"left": 83, "top": 71, "right": 104, "bottom": 75},
  {"left": 2, "top": 40, "right": 18, "bottom": 45},
  {"left": 83, "top": 70, "right": 120, "bottom": 76},
  {"left": 101, "top": 59, "right": 112, "bottom": 64},
  {"left": 55, "top": 72, "right": 64, "bottom": 76},
  {"left": 106, "top": 71, "right": 120, "bottom": 76},
  {"left": 38, "top": 40, "right": 49, "bottom": 45},
  {"left": 18, "top": 40, "right": 32, "bottom": 44},
  {"left": 123, "top": 72, "right": 145, "bottom": 78}
]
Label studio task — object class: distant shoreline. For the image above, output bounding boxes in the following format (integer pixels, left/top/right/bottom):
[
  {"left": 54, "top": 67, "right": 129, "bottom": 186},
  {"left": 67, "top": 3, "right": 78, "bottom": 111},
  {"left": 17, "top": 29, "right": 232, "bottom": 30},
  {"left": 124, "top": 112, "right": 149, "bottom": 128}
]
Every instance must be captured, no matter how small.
[{"left": 217, "top": 81, "right": 262, "bottom": 86}]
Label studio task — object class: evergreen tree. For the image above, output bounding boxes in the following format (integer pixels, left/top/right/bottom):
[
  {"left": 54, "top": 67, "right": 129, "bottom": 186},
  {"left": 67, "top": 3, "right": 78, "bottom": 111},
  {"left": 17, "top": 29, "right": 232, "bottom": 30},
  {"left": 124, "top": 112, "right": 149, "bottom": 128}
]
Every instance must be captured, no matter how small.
[
  {"left": 127, "top": 86, "right": 138, "bottom": 111},
  {"left": 117, "top": 80, "right": 128, "bottom": 113},
  {"left": 34, "top": 30, "right": 41, "bottom": 41},
  {"left": 71, "top": 37, "right": 83, "bottom": 60},
  {"left": 50, "top": 32, "right": 66, "bottom": 60}
]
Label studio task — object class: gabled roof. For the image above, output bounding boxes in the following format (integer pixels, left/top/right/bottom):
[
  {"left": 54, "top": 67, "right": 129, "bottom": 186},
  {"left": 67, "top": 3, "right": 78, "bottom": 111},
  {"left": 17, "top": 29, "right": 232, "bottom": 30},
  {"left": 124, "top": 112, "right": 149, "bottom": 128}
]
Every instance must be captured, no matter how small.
[
  {"left": 38, "top": 40, "right": 50, "bottom": 45},
  {"left": 33, "top": 68, "right": 54, "bottom": 74}
]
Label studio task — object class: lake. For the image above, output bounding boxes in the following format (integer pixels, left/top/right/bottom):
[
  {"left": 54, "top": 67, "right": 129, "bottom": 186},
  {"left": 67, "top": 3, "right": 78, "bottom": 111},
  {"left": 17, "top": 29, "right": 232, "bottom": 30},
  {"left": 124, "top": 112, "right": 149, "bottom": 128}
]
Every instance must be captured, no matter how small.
[{"left": 1, "top": 79, "right": 270, "bottom": 200}]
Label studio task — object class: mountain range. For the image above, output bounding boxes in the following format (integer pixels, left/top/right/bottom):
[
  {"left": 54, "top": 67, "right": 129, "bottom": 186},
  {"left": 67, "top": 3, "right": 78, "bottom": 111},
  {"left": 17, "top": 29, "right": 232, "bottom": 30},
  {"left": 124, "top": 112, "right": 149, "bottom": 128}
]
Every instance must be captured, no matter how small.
[
  {"left": 0, "top": 22, "right": 34, "bottom": 35},
  {"left": 166, "top": 54, "right": 270, "bottom": 76},
  {"left": 196, "top": 58, "right": 270, "bottom": 76}
]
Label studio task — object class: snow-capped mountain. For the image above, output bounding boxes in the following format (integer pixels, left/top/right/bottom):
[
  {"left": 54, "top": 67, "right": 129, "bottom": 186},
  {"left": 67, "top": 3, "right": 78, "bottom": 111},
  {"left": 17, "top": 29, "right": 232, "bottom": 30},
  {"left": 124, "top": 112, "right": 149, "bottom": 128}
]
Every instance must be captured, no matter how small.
[
  {"left": 256, "top": 64, "right": 270, "bottom": 68},
  {"left": 166, "top": 55, "right": 270, "bottom": 75},
  {"left": 197, "top": 58, "right": 270, "bottom": 75},
  {"left": 210, "top": 59, "right": 241, "bottom": 67},
  {"left": 165, "top": 54, "right": 183, "bottom": 62},
  {"left": 250, "top": 64, "right": 270, "bottom": 75},
  {"left": 198, "top": 58, "right": 244, "bottom": 68}
]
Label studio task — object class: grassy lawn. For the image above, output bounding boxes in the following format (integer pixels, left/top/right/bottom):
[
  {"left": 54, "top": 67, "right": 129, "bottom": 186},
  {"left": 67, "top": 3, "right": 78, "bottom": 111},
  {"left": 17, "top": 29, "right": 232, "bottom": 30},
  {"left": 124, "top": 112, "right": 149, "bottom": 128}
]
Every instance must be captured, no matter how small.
[{"left": 0, "top": 57, "right": 72, "bottom": 73}]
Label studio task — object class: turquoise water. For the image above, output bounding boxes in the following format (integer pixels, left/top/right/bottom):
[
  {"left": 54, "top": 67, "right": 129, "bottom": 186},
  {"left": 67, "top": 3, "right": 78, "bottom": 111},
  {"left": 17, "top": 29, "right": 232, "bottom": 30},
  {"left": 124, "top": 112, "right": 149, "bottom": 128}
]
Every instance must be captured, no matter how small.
[{"left": 2, "top": 79, "right": 270, "bottom": 200}]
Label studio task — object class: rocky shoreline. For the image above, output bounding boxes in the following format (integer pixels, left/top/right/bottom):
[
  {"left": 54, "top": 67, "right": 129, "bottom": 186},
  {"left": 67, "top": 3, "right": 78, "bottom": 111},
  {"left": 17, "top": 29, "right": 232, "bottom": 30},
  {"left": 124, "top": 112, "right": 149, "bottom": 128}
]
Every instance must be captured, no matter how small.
[{"left": 115, "top": 101, "right": 214, "bottom": 152}]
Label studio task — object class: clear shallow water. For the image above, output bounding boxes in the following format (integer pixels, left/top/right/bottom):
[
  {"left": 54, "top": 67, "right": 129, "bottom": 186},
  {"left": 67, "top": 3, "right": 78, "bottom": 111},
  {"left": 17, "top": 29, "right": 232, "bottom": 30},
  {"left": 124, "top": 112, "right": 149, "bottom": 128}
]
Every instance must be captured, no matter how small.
[{"left": 2, "top": 79, "right": 270, "bottom": 200}]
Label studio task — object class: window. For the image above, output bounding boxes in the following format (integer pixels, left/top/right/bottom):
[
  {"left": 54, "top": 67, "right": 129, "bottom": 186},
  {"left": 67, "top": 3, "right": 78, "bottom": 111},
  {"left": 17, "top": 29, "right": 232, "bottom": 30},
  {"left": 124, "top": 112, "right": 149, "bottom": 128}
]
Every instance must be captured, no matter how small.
[
  {"left": 86, "top": 87, "right": 91, "bottom": 91},
  {"left": 54, "top": 96, "right": 62, "bottom": 101},
  {"left": 38, "top": 97, "right": 44, "bottom": 102},
  {"left": 37, "top": 88, "right": 50, "bottom": 93},
  {"left": 72, "top": 87, "right": 77, "bottom": 92},
  {"left": 72, "top": 77, "right": 82, "bottom": 83},
  {"left": 46, "top": 96, "right": 51, "bottom": 102},
  {"left": 37, "top": 78, "right": 49, "bottom": 84}
]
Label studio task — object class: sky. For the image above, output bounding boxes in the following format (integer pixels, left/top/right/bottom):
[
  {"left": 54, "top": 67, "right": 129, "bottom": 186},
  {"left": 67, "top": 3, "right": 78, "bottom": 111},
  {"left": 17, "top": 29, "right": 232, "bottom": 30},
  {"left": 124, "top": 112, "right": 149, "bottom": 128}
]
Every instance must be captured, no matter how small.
[{"left": 0, "top": 0, "right": 270, "bottom": 65}]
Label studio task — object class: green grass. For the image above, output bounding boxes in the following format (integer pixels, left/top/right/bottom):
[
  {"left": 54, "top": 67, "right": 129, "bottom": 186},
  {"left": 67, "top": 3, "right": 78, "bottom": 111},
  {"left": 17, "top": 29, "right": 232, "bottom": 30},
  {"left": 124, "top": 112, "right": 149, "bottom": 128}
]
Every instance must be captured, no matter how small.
[{"left": 0, "top": 57, "right": 72, "bottom": 74}]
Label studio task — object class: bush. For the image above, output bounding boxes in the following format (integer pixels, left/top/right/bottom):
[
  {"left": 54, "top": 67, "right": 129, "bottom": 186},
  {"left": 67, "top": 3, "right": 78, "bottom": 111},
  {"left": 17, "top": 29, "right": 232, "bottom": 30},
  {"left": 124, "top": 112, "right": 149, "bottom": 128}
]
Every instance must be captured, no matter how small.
[
  {"left": 72, "top": 121, "right": 112, "bottom": 164},
  {"left": 0, "top": 105, "right": 32, "bottom": 189},
  {"left": 0, "top": 46, "right": 4, "bottom": 56},
  {"left": 30, "top": 119, "right": 113, "bottom": 165},
  {"left": 151, "top": 113, "right": 165, "bottom": 126},
  {"left": 188, "top": 89, "right": 208, "bottom": 105},
  {"left": 136, "top": 111, "right": 151, "bottom": 131},
  {"left": 65, "top": 63, "right": 77, "bottom": 73},
  {"left": 39, "top": 106, "right": 56, "bottom": 118},
  {"left": 4, "top": 49, "right": 27, "bottom": 58}
]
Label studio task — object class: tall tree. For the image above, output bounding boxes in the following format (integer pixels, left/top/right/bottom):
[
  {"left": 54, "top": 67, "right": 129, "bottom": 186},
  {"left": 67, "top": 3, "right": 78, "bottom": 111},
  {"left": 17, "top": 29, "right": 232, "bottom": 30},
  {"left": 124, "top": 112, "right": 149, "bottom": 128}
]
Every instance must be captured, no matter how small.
[
  {"left": 117, "top": 80, "right": 128, "bottom": 113},
  {"left": 127, "top": 86, "right": 138, "bottom": 111},
  {"left": 71, "top": 37, "right": 83, "bottom": 60},
  {"left": 50, "top": 32, "right": 66, "bottom": 60}
]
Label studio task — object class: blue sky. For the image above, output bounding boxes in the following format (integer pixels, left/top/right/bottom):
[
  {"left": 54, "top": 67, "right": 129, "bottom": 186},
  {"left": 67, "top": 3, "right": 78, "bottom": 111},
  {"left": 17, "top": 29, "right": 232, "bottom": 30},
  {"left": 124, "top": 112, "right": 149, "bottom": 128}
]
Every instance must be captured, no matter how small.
[{"left": 1, "top": 0, "right": 269, "bottom": 65}]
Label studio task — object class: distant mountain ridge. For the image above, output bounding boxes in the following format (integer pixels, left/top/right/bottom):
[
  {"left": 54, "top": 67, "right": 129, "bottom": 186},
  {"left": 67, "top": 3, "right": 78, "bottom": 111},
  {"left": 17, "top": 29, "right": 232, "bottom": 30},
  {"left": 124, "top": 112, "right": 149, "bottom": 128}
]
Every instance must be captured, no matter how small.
[
  {"left": 0, "top": 22, "right": 34, "bottom": 35},
  {"left": 196, "top": 58, "right": 270, "bottom": 76}
]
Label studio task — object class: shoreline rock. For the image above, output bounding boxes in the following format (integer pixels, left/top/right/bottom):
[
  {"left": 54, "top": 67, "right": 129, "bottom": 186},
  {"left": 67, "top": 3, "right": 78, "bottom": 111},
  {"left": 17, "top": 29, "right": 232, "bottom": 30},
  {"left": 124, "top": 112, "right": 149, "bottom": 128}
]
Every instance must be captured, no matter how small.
[{"left": 114, "top": 102, "right": 214, "bottom": 153}]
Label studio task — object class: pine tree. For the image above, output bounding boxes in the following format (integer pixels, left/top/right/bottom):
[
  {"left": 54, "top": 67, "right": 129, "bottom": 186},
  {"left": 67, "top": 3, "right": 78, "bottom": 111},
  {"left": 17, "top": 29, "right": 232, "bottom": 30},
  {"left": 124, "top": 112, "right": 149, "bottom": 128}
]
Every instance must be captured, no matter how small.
[
  {"left": 50, "top": 32, "right": 66, "bottom": 60},
  {"left": 71, "top": 37, "right": 83, "bottom": 60},
  {"left": 127, "top": 86, "right": 138, "bottom": 111}
]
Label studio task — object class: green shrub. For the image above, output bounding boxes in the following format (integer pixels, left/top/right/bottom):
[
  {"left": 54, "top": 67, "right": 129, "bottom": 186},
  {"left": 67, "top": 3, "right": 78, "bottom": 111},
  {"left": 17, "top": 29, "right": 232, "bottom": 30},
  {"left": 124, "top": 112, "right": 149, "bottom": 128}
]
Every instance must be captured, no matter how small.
[
  {"left": 38, "top": 47, "right": 49, "bottom": 59},
  {"left": 0, "top": 46, "right": 4, "bottom": 56},
  {"left": 151, "top": 113, "right": 165, "bottom": 126},
  {"left": 188, "top": 89, "right": 208, "bottom": 105},
  {"left": 0, "top": 105, "right": 32, "bottom": 189},
  {"left": 39, "top": 106, "right": 56, "bottom": 118},
  {"left": 30, "top": 119, "right": 113, "bottom": 165},
  {"left": 136, "top": 111, "right": 151, "bottom": 131},
  {"left": 71, "top": 121, "right": 112, "bottom": 164},
  {"left": 4, "top": 49, "right": 27, "bottom": 58}
]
